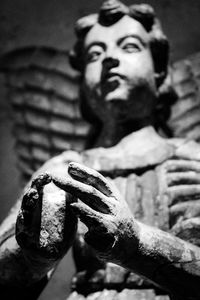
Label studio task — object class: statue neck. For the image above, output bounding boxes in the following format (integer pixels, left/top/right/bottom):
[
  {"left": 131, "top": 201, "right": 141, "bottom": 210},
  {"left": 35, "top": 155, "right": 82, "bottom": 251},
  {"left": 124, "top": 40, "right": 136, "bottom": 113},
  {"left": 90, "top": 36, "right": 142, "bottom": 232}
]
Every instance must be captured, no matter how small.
[{"left": 93, "top": 117, "right": 154, "bottom": 148}]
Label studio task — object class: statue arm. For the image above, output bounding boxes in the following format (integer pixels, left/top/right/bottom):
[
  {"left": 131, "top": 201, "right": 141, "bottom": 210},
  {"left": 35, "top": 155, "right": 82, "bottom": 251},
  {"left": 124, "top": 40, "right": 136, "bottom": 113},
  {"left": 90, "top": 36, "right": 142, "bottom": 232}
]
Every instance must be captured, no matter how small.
[
  {"left": 0, "top": 151, "right": 80, "bottom": 293},
  {"left": 116, "top": 218, "right": 200, "bottom": 299},
  {"left": 0, "top": 192, "right": 52, "bottom": 286},
  {"left": 53, "top": 162, "right": 200, "bottom": 300},
  {"left": 0, "top": 197, "right": 50, "bottom": 299}
]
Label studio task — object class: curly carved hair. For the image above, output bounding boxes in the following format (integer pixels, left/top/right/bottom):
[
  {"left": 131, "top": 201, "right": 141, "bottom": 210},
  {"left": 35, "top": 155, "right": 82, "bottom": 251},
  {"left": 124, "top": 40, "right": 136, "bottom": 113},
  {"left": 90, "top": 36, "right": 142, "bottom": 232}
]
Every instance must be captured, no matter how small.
[{"left": 69, "top": 0, "right": 177, "bottom": 137}]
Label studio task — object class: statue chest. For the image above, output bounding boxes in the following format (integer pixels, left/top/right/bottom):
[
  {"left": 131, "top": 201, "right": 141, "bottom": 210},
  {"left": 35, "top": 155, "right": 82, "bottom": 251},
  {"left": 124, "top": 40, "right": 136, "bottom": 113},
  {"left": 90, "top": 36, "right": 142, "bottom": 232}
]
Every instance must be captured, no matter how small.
[{"left": 107, "top": 164, "right": 170, "bottom": 231}]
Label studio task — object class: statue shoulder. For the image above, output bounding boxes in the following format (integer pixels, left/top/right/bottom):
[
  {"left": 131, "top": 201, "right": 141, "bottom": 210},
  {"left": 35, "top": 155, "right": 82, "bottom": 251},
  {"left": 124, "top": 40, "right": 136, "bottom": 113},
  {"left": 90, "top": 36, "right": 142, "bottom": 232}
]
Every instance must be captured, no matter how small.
[
  {"left": 168, "top": 138, "right": 200, "bottom": 161},
  {"left": 82, "top": 129, "right": 176, "bottom": 172}
]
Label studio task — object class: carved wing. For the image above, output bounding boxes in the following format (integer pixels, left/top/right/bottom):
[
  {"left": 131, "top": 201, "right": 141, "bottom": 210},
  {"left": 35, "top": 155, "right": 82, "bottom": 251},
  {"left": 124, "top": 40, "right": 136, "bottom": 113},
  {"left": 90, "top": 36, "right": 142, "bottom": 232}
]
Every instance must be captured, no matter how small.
[
  {"left": 1, "top": 47, "right": 200, "bottom": 182},
  {"left": 169, "top": 52, "right": 200, "bottom": 141},
  {"left": 0, "top": 47, "right": 90, "bottom": 182}
]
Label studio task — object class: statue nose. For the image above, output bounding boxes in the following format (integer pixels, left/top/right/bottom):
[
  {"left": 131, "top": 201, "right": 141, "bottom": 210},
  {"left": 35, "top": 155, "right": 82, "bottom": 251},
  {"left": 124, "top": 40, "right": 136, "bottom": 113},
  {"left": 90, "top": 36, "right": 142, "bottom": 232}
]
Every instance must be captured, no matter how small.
[{"left": 102, "top": 57, "right": 119, "bottom": 70}]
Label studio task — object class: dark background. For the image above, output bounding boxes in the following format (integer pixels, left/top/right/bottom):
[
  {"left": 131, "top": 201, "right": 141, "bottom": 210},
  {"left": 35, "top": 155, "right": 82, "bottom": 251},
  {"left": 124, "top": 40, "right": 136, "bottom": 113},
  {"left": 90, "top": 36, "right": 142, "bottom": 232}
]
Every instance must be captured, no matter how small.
[{"left": 0, "top": 1, "right": 200, "bottom": 299}]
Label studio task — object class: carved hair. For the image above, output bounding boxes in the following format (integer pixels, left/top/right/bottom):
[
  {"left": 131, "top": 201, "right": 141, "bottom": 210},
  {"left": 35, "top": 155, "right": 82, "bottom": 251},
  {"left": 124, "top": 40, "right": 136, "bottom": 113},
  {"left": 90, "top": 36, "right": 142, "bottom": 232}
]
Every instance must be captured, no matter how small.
[{"left": 69, "top": 0, "right": 176, "bottom": 137}]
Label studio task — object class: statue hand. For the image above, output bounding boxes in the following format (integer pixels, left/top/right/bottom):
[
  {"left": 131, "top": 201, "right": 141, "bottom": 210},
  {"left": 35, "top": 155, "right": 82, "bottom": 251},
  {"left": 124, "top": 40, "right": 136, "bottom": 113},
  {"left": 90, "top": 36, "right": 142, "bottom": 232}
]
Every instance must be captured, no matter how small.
[
  {"left": 16, "top": 173, "right": 77, "bottom": 264},
  {"left": 53, "top": 162, "right": 137, "bottom": 262}
]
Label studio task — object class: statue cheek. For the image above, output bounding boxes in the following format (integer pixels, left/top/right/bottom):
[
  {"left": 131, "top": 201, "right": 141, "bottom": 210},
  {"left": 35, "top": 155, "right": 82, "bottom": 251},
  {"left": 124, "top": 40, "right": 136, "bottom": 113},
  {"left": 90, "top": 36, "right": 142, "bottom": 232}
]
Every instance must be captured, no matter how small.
[{"left": 84, "top": 64, "right": 102, "bottom": 86}]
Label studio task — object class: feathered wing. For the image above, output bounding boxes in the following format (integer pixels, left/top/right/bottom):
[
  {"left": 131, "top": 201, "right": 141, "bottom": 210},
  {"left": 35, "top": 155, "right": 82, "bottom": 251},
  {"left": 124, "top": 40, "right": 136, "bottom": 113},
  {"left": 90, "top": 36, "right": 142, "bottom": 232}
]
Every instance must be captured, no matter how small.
[
  {"left": 0, "top": 47, "right": 90, "bottom": 182},
  {"left": 169, "top": 52, "right": 200, "bottom": 141},
  {"left": 1, "top": 47, "right": 200, "bottom": 182}
]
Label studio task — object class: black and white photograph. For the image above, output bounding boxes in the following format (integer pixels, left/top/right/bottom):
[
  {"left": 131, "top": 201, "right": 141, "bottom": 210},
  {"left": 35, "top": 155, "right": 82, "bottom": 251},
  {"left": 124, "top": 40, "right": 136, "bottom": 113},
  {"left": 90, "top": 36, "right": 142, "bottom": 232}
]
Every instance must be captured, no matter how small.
[{"left": 0, "top": 1, "right": 200, "bottom": 299}]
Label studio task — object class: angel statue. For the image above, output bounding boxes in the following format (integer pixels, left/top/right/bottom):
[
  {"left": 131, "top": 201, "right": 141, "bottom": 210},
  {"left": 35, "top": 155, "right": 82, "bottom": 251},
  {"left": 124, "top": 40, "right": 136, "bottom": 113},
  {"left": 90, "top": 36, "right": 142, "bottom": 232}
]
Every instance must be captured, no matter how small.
[{"left": 1, "top": 1, "right": 200, "bottom": 300}]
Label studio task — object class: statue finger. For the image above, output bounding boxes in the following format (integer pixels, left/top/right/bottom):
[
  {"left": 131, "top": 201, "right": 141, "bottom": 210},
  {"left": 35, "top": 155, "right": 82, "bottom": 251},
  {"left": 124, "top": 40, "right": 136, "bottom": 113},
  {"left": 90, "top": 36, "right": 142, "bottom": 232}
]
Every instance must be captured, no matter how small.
[
  {"left": 53, "top": 176, "right": 112, "bottom": 214},
  {"left": 68, "top": 162, "right": 117, "bottom": 197},
  {"left": 21, "top": 173, "right": 52, "bottom": 224},
  {"left": 21, "top": 188, "right": 40, "bottom": 226},
  {"left": 70, "top": 202, "right": 115, "bottom": 252},
  {"left": 170, "top": 217, "right": 200, "bottom": 246},
  {"left": 167, "top": 185, "right": 200, "bottom": 206},
  {"left": 170, "top": 200, "right": 200, "bottom": 227},
  {"left": 167, "top": 171, "right": 200, "bottom": 186},
  {"left": 70, "top": 202, "right": 103, "bottom": 228},
  {"left": 31, "top": 172, "right": 52, "bottom": 190},
  {"left": 22, "top": 188, "right": 39, "bottom": 211}
]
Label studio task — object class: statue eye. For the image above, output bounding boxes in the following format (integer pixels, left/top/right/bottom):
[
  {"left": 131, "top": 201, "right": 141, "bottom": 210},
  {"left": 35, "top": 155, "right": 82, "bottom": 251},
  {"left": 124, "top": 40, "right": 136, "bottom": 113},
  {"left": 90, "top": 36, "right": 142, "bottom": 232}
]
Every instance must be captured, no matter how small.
[
  {"left": 120, "top": 37, "right": 143, "bottom": 53},
  {"left": 122, "top": 43, "right": 141, "bottom": 53},
  {"left": 86, "top": 46, "right": 104, "bottom": 62},
  {"left": 88, "top": 51, "right": 101, "bottom": 62}
]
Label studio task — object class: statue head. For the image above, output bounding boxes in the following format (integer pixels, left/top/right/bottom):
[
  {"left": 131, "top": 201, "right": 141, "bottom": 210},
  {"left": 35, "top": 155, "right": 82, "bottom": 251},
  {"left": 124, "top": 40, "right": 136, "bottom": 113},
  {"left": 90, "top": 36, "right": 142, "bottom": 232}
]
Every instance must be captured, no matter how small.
[{"left": 69, "top": 0, "right": 175, "bottom": 141}]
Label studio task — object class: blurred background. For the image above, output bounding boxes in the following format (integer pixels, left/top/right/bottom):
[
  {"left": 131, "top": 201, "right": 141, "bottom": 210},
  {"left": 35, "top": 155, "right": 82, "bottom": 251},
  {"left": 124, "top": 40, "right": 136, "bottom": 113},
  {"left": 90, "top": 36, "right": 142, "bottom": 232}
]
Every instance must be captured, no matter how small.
[{"left": 0, "top": 0, "right": 200, "bottom": 299}]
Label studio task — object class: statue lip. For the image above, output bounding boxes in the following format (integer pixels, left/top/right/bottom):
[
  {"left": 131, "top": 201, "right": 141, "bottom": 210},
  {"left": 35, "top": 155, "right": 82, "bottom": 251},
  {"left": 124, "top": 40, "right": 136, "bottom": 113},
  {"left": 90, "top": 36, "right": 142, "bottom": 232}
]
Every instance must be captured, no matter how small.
[{"left": 102, "top": 71, "right": 125, "bottom": 83}]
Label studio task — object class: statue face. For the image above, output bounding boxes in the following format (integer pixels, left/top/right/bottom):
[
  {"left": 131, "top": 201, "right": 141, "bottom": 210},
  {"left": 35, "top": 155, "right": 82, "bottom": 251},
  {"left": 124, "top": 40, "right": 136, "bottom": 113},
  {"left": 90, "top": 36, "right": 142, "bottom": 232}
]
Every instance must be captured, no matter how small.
[{"left": 82, "top": 15, "right": 157, "bottom": 122}]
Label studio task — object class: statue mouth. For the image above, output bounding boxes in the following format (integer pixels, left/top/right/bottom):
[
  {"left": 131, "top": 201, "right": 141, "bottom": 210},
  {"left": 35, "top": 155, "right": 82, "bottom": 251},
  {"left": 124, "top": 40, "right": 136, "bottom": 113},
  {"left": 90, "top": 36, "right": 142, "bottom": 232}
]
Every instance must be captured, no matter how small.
[
  {"left": 102, "top": 72, "right": 125, "bottom": 84},
  {"left": 100, "top": 71, "right": 126, "bottom": 95}
]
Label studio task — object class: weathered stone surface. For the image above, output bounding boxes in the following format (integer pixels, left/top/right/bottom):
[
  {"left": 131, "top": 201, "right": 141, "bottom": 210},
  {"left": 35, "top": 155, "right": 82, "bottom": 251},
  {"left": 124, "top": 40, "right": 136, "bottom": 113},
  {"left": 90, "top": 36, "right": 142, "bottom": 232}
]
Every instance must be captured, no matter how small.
[
  {"left": 90, "top": 289, "right": 117, "bottom": 300},
  {"left": 16, "top": 176, "right": 78, "bottom": 260},
  {"left": 104, "top": 263, "right": 128, "bottom": 285},
  {"left": 71, "top": 289, "right": 158, "bottom": 300},
  {"left": 171, "top": 217, "right": 200, "bottom": 246},
  {"left": 2, "top": 2, "right": 200, "bottom": 300},
  {"left": 170, "top": 200, "right": 200, "bottom": 227},
  {"left": 115, "top": 289, "right": 156, "bottom": 300},
  {"left": 67, "top": 291, "right": 85, "bottom": 300}
]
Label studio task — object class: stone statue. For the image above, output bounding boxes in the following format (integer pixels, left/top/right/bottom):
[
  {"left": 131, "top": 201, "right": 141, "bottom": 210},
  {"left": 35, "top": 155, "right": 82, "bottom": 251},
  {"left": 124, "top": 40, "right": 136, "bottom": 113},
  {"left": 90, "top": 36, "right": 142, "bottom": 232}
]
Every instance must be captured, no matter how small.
[{"left": 1, "top": 1, "right": 200, "bottom": 299}]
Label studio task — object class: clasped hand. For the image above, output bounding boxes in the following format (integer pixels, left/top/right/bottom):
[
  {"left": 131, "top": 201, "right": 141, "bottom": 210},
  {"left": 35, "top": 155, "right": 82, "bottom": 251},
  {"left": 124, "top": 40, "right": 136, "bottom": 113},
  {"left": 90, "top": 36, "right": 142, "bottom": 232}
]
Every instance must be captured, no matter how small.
[
  {"left": 16, "top": 162, "right": 136, "bottom": 264},
  {"left": 53, "top": 162, "right": 135, "bottom": 260}
]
